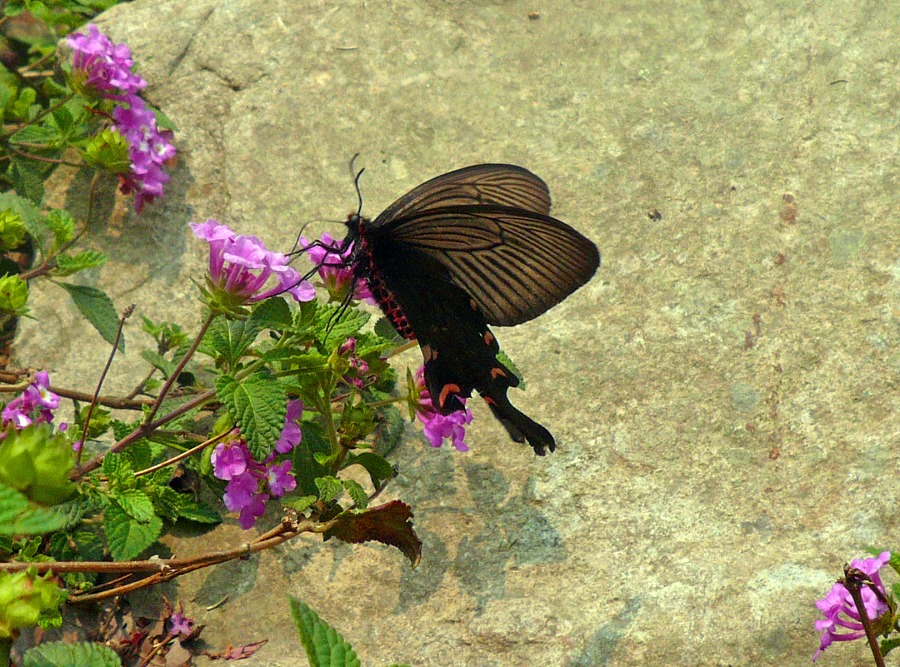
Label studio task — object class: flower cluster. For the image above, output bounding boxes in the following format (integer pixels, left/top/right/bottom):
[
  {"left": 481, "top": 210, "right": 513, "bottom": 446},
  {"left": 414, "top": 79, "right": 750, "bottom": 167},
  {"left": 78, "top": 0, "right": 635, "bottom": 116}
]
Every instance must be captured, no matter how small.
[
  {"left": 814, "top": 551, "right": 892, "bottom": 661},
  {"left": 191, "top": 220, "right": 316, "bottom": 313},
  {"left": 112, "top": 96, "right": 176, "bottom": 212},
  {"left": 66, "top": 24, "right": 146, "bottom": 96},
  {"left": 210, "top": 400, "right": 303, "bottom": 529},
  {"left": 1, "top": 372, "right": 60, "bottom": 431},
  {"left": 300, "top": 232, "right": 373, "bottom": 304},
  {"left": 413, "top": 366, "right": 472, "bottom": 452},
  {"left": 67, "top": 25, "right": 175, "bottom": 212},
  {"left": 338, "top": 337, "right": 369, "bottom": 389}
]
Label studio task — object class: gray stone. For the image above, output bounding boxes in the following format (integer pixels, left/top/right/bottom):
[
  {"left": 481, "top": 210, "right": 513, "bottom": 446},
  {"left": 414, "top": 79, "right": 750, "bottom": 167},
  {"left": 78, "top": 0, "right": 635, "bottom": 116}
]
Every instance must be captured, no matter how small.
[{"left": 17, "top": 0, "right": 899, "bottom": 665}]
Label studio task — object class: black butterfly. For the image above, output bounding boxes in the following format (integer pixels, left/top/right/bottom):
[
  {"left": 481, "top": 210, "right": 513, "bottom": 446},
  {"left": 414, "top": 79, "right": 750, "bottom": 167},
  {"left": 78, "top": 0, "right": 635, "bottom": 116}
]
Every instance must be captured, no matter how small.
[{"left": 341, "top": 164, "right": 600, "bottom": 455}]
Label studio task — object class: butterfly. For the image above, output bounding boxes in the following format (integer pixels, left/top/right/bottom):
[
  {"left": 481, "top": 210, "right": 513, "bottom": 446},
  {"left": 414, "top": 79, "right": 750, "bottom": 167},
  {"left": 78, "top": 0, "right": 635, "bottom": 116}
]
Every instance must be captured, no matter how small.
[{"left": 340, "top": 164, "right": 600, "bottom": 455}]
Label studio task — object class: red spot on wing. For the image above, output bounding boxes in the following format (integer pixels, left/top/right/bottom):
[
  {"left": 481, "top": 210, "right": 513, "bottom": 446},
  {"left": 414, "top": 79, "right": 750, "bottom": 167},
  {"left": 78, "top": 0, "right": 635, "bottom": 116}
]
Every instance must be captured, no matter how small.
[
  {"left": 438, "top": 383, "right": 462, "bottom": 409},
  {"left": 483, "top": 396, "right": 497, "bottom": 406},
  {"left": 490, "top": 367, "right": 506, "bottom": 379},
  {"left": 484, "top": 331, "right": 495, "bottom": 346}
]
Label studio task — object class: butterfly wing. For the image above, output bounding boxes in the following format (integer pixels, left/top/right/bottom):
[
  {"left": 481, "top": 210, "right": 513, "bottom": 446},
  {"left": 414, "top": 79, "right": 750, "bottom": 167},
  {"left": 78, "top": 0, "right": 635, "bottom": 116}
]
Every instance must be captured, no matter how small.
[
  {"left": 374, "top": 205, "right": 599, "bottom": 326},
  {"left": 371, "top": 164, "right": 552, "bottom": 226},
  {"left": 367, "top": 238, "right": 555, "bottom": 455}
]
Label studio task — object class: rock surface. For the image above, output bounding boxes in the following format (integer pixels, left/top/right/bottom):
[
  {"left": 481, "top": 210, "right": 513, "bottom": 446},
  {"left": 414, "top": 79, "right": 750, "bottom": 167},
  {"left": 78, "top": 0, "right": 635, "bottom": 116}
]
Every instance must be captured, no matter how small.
[{"left": 18, "top": 0, "right": 898, "bottom": 665}]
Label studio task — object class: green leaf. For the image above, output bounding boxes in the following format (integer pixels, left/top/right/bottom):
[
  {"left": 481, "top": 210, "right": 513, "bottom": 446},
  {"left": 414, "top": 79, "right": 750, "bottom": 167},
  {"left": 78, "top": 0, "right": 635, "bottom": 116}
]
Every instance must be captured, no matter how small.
[
  {"left": 11, "top": 157, "right": 46, "bottom": 205},
  {"left": 113, "top": 489, "right": 155, "bottom": 523},
  {"left": 22, "top": 640, "right": 122, "bottom": 667},
  {"left": 325, "top": 501, "right": 421, "bottom": 566},
  {"left": 44, "top": 209, "right": 75, "bottom": 249},
  {"left": 315, "top": 476, "right": 343, "bottom": 504},
  {"left": 176, "top": 498, "right": 222, "bottom": 524},
  {"left": 58, "top": 283, "right": 123, "bottom": 351},
  {"left": 882, "top": 636, "right": 900, "bottom": 657},
  {"left": 0, "top": 274, "right": 29, "bottom": 316},
  {"left": 315, "top": 304, "right": 369, "bottom": 343},
  {"left": 342, "top": 480, "right": 368, "bottom": 509},
  {"left": 216, "top": 373, "right": 287, "bottom": 460},
  {"left": 140, "top": 350, "right": 176, "bottom": 379},
  {"left": 288, "top": 597, "right": 361, "bottom": 667},
  {"left": 285, "top": 495, "right": 317, "bottom": 514},
  {"left": 0, "top": 484, "right": 68, "bottom": 535},
  {"left": 207, "top": 317, "right": 261, "bottom": 367},
  {"left": 54, "top": 250, "right": 108, "bottom": 277},
  {"left": 373, "top": 404, "right": 404, "bottom": 457},
  {"left": 0, "top": 192, "right": 42, "bottom": 236},
  {"left": 104, "top": 503, "right": 162, "bottom": 561},
  {"left": 83, "top": 128, "right": 129, "bottom": 173},
  {"left": 250, "top": 296, "right": 292, "bottom": 330},
  {"left": 373, "top": 316, "right": 403, "bottom": 342},
  {"left": 101, "top": 453, "right": 134, "bottom": 489},
  {"left": 345, "top": 452, "right": 394, "bottom": 489},
  {"left": 290, "top": 421, "right": 330, "bottom": 496},
  {"left": 497, "top": 349, "right": 525, "bottom": 388},
  {"left": 148, "top": 485, "right": 182, "bottom": 523}
]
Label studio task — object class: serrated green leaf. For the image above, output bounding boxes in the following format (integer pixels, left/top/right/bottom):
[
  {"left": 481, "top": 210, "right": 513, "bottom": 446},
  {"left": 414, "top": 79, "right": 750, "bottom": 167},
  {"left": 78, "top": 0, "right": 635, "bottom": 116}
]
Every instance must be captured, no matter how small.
[
  {"left": 497, "top": 349, "right": 525, "bottom": 388},
  {"left": 216, "top": 373, "right": 287, "bottom": 460},
  {"left": 177, "top": 499, "right": 222, "bottom": 524},
  {"left": 11, "top": 158, "right": 46, "bottom": 205},
  {"left": 882, "top": 636, "right": 900, "bottom": 657},
  {"left": 285, "top": 495, "right": 317, "bottom": 514},
  {"left": 315, "top": 476, "right": 343, "bottom": 504},
  {"left": 0, "top": 192, "right": 42, "bottom": 236},
  {"left": 22, "top": 640, "right": 122, "bottom": 667},
  {"left": 316, "top": 304, "right": 369, "bottom": 343},
  {"left": 54, "top": 250, "right": 108, "bottom": 277},
  {"left": 113, "top": 489, "right": 155, "bottom": 523},
  {"left": 342, "top": 480, "right": 368, "bottom": 509},
  {"left": 288, "top": 597, "right": 361, "bottom": 667},
  {"left": 104, "top": 503, "right": 162, "bottom": 561},
  {"left": 0, "top": 274, "right": 29, "bottom": 316},
  {"left": 373, "top": 316, "right": 403, "bottom": 342},
  {"left": 207, "top": 317, "right": 261, "bottom": 367},
  {"left": 0, "top": 484, "right": 68, "bottom": 535},
  {"left": 249, "top": 296, "right": 292, "bottom": 330},
  {"left": 58, "top": 283, "right": 123, "bottom": 350},
  {"left": 9, "top": 123, "right": 57, "bottom": 146},
  {"left": 101, "top": 453, "right": 134, "bottom": 489},
  {"left": 149, "top": 485, "right": 182, "bottom": 523},
  {"left": 44, "top": 209, "right": 75, "bottom": 249},
  {"left": 374, "top": 404, "right": 404, "bottom": 457}
]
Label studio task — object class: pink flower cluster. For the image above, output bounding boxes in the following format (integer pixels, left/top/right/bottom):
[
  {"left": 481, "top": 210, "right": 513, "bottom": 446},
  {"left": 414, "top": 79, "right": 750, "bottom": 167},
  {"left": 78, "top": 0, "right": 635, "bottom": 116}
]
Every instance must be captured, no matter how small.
[
  {"left": 1, "top": 372, "right": 60, "bottom": 430},
  {"left": 339, "top": 337, "right": 369, "bottom": 389},
  {"left": 67, "top": 25, "right": 175, "bottom": 212},
  {"left": 300, "top": 232, "right": 373, "bottom": 303},
  {"left": 191, "top": 220, "right": 316, "bottom": 307},
  {"left": 814, "top": 551, "right": 892, "bottom": 661},
  {"left": 210, "top": 400, "right": 303, "bottom": 529},
  {"left": 414, "top": 366, "right": 472, "bottom": 452}
]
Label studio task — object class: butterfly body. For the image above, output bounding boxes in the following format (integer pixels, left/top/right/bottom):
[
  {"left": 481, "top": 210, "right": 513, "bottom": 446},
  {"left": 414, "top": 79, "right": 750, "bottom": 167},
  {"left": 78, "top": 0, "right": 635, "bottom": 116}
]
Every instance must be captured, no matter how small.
[{"left": 343, "top": 165, "right": 600, "bottom": 455}]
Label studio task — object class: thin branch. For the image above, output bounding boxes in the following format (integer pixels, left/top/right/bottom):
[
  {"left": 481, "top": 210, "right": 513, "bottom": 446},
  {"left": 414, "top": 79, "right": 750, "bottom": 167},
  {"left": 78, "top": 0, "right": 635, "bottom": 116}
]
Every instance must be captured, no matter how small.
[
  {"left": 73, "top": 387, "right": 217, "bottom": 478},
  {"left": 144, "top": 312, "right": 215, "bottom": 425},
  {"left": 76, "top": 306, "right": 135, "bottom": 467},
  {"left": 843, "top": 566, "right": 886, "bottom": 667},
  {"left": 133, "top": 430, "right": 230, "bottom": 479}
]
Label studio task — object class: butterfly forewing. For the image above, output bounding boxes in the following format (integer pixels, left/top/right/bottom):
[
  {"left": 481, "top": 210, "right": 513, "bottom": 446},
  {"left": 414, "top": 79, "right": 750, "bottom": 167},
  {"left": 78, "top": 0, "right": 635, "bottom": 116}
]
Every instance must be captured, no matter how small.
[
  {"left": 382, "top": 206, "right": 599, "bottom": 326},
  {"left": 372, "top": 164, "right": 552, "bottom": 226}
]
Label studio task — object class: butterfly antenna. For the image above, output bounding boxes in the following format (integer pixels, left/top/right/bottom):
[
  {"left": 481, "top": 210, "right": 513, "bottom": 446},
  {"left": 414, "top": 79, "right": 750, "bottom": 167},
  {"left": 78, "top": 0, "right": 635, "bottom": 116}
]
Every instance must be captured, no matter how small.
[{"left": 349, "top": 153, "right": 366, "bottom": 218}]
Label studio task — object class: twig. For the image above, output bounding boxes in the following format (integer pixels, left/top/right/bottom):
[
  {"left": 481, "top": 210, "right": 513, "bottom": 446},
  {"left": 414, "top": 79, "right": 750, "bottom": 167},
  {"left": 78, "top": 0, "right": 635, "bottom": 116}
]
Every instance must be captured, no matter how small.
[
  {"left": 133, "top": 430, "right": 230, "bottom": 479},
  {"left": 144, "top": 312, "right": 215, "bottom": 425},
  {"left": 843, "top": 565, "right": 886, "bottom": 667},
  {"left": 76, "top": 305, "right": 135, "bottom": 467}
]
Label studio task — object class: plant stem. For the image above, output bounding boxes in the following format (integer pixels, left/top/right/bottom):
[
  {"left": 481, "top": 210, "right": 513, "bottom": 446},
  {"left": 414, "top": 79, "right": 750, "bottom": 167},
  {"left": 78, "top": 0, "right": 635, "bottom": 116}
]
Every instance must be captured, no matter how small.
[
  {"left": 133, "top": 430, "right": 231, "bottom": 479},
  {"left": 843, "top": 566, "right": 886, "bottom": 667},
  {"left": 1, "top": 93, "right": 75, "bottom": 142},
  {"left": 145, "top": 311, "right": 216, "bottom": 425}
]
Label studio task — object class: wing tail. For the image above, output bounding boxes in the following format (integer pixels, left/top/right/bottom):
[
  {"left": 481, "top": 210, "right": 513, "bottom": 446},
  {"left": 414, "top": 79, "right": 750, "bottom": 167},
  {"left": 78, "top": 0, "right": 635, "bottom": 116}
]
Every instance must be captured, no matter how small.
[{"left": 482, "top": 389, "right": 556, "bottom": 456}]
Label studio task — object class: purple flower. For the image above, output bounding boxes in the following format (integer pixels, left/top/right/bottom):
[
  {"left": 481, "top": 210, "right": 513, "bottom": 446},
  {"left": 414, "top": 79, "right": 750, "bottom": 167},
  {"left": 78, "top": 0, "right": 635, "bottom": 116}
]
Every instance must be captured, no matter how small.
[
  {"left": 212, "top": 424, "right": 298, "bottom": 530},
  {"left": 814, "top": 551, "right": 892, "bottom": 661},
  {"left": 191, "top": 220, "right": 316, "bottom": 311},
  {"left": 266, "top": 460, "right": 296, "bottom": 497},
  {"left": 66, "top": 25, "right": 146, "bottom": 96},
  {"left": 413, "top": 366, "right": 472, "bottom": 452},
  {"left": 168, "top": 611, "right": 195, "bottom": 637},
  {"left": 112, "top": 95, "right": 175, "bottom": 213},
  {"left": 1, "top": 371, "right": 62, "bottom": 430},
  {"left": 274, "top": 400, "right": 303, "bottom": 454},
  {"left": 210, "top": 437, "right": 249, "bottom": 480},
  {"left": 300, "top": 232, "right": 374, "bottom": 303}
]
